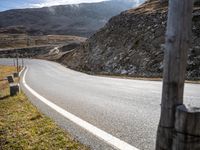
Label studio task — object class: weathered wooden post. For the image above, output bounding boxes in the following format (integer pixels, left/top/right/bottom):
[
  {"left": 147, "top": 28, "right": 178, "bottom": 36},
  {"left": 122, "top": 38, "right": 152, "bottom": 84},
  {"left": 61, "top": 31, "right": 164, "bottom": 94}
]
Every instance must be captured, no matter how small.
[
  {"left": 16, "top": 53, "right": 19, "bottom": 73},
  {"left": 13, "top": 58, "right": 15, "bottom": 66},
  {"left": 21, "top": 57, "right": 24, "bottom": 67},
  {"left": 156, "top": 0, "right": 193, "bottom": 149},
  {"left": 173, "top": 105, "right": 200, "bottom": 150}
]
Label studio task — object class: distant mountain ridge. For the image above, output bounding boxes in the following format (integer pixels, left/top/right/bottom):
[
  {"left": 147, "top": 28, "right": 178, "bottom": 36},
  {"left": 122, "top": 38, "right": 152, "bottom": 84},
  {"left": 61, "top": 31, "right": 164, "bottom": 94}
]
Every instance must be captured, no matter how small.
[{"left": 0, "top": 0, "right": 143, "bottom": 37}]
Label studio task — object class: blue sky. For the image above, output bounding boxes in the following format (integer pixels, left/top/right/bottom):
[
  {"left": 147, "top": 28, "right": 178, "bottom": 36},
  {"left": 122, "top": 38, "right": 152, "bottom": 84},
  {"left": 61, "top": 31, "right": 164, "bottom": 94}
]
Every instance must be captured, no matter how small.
[
  {"left": 0, "top": 0, "right": 106, "bottom": 11},
  {"left": 0, "top": 0, "right": 142, "bottom": 11}
]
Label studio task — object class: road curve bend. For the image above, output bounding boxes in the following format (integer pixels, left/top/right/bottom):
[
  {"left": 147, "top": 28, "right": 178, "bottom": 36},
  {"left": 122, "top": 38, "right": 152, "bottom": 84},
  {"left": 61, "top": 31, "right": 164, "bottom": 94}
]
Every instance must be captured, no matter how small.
[{"left": 1, "top": 59, "right": 200, "bottom": 150}]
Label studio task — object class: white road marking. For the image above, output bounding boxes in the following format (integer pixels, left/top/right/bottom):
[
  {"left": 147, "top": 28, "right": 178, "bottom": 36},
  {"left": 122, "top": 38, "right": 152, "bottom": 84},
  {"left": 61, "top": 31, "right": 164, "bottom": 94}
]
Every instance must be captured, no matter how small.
[
  {"left": 21, "top": 67, "right": 139, "bottom": 150},
  {"left": 19, "top": 66, "right": 25, "bottom": 77}
]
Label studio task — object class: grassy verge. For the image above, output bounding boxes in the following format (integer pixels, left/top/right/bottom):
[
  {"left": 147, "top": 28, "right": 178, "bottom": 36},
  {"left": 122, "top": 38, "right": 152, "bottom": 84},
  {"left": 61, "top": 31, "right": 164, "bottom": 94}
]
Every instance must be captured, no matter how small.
[
  {"left": 0, "top": 65, "right": 17, "bottom": 97},
  {"left": 0, "top": 65, "right": 88, "bottom": 150}
]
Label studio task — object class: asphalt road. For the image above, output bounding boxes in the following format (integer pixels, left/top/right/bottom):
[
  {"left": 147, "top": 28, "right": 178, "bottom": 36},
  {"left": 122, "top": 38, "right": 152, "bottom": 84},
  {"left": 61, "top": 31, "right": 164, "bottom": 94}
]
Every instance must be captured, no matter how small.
[{"left": 1, "top": 58, "right": 200, "bottom": 150}]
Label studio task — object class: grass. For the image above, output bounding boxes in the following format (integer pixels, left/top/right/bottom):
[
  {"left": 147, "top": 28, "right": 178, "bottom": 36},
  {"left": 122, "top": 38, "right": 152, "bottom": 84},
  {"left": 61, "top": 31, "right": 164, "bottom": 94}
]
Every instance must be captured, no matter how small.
[
  {"left": 0, "top": 65, "right": 17, "bottom": 97},
  {"left": 0, "top": 65, "right": 89, "bottom": 150},
  {"left": 0, "top": 34, "right": 86, "bottom": 49},
  {"left": 0, "top": 65, "right": 17, "bottom": 80}
]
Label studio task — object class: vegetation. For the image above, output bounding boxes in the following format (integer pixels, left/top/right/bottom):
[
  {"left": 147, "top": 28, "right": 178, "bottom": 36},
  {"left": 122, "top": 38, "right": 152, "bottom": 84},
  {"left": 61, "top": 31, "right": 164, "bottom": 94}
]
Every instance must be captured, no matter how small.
[
  {"left": 0, "top": 65, "right": 88, "bottom": 150},
  {"left": 0, "top": 65, "right": 17, "bottom": 80}
]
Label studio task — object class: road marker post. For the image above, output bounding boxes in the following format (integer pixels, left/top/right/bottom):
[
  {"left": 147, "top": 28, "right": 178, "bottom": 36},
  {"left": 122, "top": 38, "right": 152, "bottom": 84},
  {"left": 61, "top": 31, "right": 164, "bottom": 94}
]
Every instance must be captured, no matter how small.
[
  {"left": 9, "top": 83, "right": 20, "bottom": 96},
  {"left": 7, "top": 75, "right": 14, "bottom": 83}
]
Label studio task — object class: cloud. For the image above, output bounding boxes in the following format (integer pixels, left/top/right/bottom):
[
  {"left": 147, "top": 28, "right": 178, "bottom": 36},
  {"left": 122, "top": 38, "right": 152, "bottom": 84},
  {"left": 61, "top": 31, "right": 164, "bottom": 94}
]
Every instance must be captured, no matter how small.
[
  {"left": 0, "top": 0, "right": 144, "bottom": 11},
  {"left": 30, "top": 0, "right": 108, "bottom": 8}
]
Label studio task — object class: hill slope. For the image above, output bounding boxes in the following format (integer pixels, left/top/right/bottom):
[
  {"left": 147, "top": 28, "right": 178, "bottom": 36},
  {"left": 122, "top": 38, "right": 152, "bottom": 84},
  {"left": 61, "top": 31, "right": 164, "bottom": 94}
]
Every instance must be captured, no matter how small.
[
  {"left": 60, "top": 0, "right": 200, "bottom": 80},
  {"left": 0, "top": 0, "right": 142, "bottom": 37}
]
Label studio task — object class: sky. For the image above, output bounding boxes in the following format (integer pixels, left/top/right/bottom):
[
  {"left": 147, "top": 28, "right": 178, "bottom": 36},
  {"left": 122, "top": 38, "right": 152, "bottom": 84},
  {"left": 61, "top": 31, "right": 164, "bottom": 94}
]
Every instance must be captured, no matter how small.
[
  {"left": 0, "top": 0, "right": 142, "bottom": 11},
  {"left": 0, "top": 0, "right": 105, "bottom": 11}
]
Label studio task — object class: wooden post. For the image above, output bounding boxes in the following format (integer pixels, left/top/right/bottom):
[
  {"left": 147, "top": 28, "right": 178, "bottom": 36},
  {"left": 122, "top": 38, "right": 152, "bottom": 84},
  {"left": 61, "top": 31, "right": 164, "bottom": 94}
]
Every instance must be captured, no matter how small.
[
  {"left": 21, "top": 58, "right": 24, "bottom": 67},
  {"left": 173, "top": 105, "right": 200, "bottom": 150},
  {"left": 16, "top": 53, "right": 19, "bottom": 73},
  {"left": 13, "top": 58, "right": 15, "bottom": 66},
  {"left": 156, "top": 0, "right": 193, "bottom": 149}
]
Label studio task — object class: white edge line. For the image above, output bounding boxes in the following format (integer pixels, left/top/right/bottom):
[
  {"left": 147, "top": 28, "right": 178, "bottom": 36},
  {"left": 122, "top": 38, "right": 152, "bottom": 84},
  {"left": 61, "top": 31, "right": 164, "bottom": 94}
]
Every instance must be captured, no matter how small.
[
  {"left": 21, "top": 67, "right": 139, "bottom": 150},
  {"left": 19, "top": 66, "right": 26, "bottom": 77}
]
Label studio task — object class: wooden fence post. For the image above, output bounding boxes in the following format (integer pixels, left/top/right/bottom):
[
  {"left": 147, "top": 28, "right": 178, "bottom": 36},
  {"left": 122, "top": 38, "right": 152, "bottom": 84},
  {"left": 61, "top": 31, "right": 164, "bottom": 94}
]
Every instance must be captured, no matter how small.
[
  {"left": 22, "top": 58, "right": 24, "bottom": 67},
  {"left": 173, "top": 105, "right": 200, "bottom": 150},
  {"left": 16, "top": 53, "right": 19, "bottom": 73},
  {"left": 13, "top": 58, "right": 15, "bottom": 66},
  {"left": 156, "top": 0, "right": 193, "bottom": 149}
]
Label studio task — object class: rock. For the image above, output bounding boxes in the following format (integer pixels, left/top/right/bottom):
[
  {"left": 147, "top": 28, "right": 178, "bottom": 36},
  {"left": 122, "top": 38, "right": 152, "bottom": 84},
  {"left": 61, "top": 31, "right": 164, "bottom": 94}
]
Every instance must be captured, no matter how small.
[
  {"left": 121, "top": 70, "right": 128, "bottom": 75},
  {"left": 60, "top": 0, "right": 200, "bottom": 80}
]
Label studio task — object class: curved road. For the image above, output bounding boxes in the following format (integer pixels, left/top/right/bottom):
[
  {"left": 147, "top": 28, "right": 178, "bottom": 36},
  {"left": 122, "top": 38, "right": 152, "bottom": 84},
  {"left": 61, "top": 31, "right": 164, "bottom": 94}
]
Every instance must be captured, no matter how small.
[{"left": 1, "top": 59, "right": 200, "bottom": 150}]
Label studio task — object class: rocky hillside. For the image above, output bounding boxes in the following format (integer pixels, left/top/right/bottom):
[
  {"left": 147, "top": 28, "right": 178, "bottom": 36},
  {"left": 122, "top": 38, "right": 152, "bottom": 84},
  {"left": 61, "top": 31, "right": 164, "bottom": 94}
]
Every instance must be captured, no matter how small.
[
  {"left": 0, "top": 0, "right": 142, "bottom": 37},
  {"left": 60, "top": 0, "right": 200, "bottom": 80}
]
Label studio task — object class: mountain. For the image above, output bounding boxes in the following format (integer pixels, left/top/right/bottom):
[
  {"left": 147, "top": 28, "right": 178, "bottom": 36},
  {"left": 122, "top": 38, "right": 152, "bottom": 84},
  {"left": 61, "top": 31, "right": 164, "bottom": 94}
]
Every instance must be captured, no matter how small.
[
  {"left": 59, "top": 0, "right": 200, "bottom": 80},
  {"left": 0, "top": 0, "right": 143, "bottom": 37}
]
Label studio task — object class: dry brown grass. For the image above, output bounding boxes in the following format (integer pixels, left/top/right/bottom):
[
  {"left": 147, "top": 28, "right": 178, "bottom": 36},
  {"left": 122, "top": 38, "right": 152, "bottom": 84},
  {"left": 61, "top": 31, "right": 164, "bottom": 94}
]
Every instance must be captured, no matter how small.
[
  {"left": 0, "top": 65, "right": 17, "bottom": 80},
  {"left": 0, "top": 65, "right": 17, "bottom": 97},
  {"left": 0, "top": 34, "right": 86, "bottom": 49},
  {"left": 127, "top": 0, "right": 168, "bottom": 15}
]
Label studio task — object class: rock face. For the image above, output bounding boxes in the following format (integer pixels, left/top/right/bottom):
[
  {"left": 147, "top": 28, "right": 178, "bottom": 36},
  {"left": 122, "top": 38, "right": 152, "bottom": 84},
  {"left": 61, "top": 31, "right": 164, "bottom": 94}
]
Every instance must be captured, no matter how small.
[
  {"left": 0, "top": 0, "right": 141, "bottom": 37},
  {"left": 60, "top": 0, "right": 200, "bottom": 80}
]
